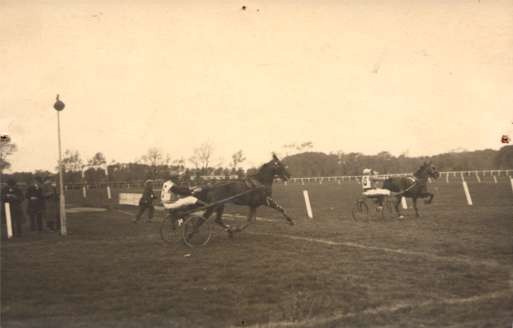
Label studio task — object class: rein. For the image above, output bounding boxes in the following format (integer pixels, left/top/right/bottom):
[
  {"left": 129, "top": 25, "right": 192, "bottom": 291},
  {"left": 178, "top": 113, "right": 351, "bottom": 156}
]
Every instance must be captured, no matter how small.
[{"left": 182, "top": 185, "right": 265, "bottom": 217}]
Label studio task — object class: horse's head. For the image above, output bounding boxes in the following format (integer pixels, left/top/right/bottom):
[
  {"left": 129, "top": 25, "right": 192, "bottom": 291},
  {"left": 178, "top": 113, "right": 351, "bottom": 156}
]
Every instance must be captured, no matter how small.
[
  {"left": 270, "top": 153, "right": 291, "bottom": 181},
  {"left": 253, "top": 153, "right": 291, "bottom": 184},
  {"left": 415, "top": 161, "right": 440, "bottom": 179}
]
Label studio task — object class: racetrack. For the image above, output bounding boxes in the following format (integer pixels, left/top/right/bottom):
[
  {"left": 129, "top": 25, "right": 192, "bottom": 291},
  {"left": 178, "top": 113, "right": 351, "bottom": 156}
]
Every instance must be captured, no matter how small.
[{"left": 1, "top": 180, "right": 512, "bottom": 327}]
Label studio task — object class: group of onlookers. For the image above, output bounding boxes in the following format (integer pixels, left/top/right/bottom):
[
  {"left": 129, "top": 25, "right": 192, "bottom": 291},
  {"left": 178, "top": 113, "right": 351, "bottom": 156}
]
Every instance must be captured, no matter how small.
[{"left": 1, "top": 176, "right": 61, "bottom": 238}]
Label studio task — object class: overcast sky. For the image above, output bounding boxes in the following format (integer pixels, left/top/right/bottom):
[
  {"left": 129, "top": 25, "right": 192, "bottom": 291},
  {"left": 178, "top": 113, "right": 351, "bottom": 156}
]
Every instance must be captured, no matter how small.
[{"left": 1, "top": 0, "right": 512, "bottom": 172}]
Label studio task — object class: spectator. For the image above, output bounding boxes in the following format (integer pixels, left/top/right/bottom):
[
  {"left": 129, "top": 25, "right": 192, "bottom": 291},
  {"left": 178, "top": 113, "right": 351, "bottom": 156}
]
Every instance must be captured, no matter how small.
[
  {"left": 1, "top": 178, "right": 24, "bottom": 237},
  {"left": 43, "top": 178, "right": 60, "bottom": 232},
  {"left": 134, "top": 179, "right": 156, "bottom": 223},
  {"left": 25, "top": 176, "right": 45, "bottom": 232}
]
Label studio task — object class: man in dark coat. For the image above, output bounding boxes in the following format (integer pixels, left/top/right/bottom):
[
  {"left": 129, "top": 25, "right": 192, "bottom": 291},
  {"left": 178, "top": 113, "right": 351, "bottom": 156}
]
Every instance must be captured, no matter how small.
[
  {"left": 25, "top": 177, "right": 45, "bottom": 232},
  {"left": 43, "top": 178, "right": 60, "bottom": 232},
  {"left": 1, "top": 178, "right": 24, "bottom": 237},
  {"left": 134, "top": 179, "right": 157, "bottom": 223}
]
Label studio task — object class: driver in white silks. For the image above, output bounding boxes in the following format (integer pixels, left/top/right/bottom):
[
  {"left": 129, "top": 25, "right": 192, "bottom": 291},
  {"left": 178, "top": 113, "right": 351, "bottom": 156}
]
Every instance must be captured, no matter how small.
[
  {"left": 160, "top": 173, "right": 208, "bottom": 212},
  {"left": 361, "top": 168, "right": 391, "bottom": 210}
]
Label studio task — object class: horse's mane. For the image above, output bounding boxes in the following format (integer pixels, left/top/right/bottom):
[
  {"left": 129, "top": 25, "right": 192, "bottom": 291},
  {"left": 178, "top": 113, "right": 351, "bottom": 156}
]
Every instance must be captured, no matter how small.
[
  {"left": 251, "top": 161, "right": 271, "bottom": 178},
  {"left": 413, "top": 163, "right": 428, "bottom": 178}
]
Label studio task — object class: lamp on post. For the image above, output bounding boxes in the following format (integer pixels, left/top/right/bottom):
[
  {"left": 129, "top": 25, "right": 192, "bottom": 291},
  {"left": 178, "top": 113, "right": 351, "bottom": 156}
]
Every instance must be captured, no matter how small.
[{"left": 54, "top": 94, "right": 67, "bottom": 236}]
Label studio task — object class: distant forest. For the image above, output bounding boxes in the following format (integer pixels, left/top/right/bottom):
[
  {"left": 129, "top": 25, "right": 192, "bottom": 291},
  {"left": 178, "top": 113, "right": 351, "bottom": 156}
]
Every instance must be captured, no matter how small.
[
  {"left": 284, "top": 145, "right": 513, "bottom": 177},
  {"left": 3, "top": 146, "right": 512, "bottom": 185}
]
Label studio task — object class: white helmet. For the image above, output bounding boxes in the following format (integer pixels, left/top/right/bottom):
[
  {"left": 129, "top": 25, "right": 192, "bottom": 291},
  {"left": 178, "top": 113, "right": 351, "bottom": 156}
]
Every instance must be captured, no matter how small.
[{"left": 362, "top": 168, "right": 372, "bottom": 175}]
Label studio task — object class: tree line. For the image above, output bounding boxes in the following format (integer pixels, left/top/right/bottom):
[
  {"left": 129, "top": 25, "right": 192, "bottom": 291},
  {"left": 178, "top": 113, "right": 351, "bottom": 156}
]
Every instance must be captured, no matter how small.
[
  {"left": 2, "top": 137, "right": 512, "bottom": 186},
  {"left": 284, "top": 146, "right": 513, "bottom": 177}
]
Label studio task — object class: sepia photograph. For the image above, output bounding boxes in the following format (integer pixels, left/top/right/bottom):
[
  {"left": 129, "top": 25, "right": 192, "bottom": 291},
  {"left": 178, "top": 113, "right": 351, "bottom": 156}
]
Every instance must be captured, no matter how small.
[{"left": 1, "top": 1, "right": 512, "bottom": 327}]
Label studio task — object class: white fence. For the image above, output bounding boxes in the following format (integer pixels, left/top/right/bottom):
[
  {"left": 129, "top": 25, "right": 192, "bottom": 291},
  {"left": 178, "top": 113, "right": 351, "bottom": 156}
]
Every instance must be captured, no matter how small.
[{"left": 286, "top": 169, "right": 513, "bottom": 184}]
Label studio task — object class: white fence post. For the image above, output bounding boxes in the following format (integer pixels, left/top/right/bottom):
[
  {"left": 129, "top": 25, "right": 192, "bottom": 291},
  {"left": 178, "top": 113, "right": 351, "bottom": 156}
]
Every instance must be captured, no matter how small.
[
  {"left": 303, "top": 190, "right": 313, "bottom": 219},
  {"left": 510, "top": 177, "right": 513, "bottom": 194},
  {"left": 401, "top": 197, "right": 408, "bottom": 209},
  {"left": 445, "top": 173, "right": 449, "bottom": 183},
  {"left": 4, "top": 202, "right": 13, "bottom": 239},
  {"left": 475, "top": 171, "right": 481, "bottom": 183},
  {"left": 492, "top": 175, "right": 497, "bottom": 184},
  {"left": 462, "top": 181, "right": 473, "bottom": 206}
]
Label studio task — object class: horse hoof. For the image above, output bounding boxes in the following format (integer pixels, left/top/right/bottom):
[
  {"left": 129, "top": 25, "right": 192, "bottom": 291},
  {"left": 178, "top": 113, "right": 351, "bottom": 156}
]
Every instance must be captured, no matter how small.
[{"left": 398, "top": 215, "right": 405, "bottom": 220}]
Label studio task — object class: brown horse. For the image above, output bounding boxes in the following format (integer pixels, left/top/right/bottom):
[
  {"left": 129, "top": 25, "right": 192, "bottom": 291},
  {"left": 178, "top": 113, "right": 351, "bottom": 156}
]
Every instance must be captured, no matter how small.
[
  {"left": 382, "top": 162, "right": 440, "bottom": 218},
  {"left": 189, "top": 154, "right": 294, "bottom": 237}
]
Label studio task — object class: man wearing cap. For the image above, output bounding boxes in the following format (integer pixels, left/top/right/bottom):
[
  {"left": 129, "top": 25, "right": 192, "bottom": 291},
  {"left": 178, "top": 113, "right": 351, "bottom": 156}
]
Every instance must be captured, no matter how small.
[
  {"left": 2, "top": 178, "right": 24, "bottom": 237},
  {"left": 25, "top": 176, "right": 46, "bottom": 232},
  {"left": 134, "top": 179, "right": 157, "bottom": 223}
]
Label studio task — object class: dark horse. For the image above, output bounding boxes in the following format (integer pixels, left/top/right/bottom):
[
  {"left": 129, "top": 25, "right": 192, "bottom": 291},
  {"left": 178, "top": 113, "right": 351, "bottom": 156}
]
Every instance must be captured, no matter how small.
[
  {"left": 190, "top": 154, "right": 294, "bottom": 236},
  {"left": 382, "top": 162, "right": 440, "bottom": 218}
]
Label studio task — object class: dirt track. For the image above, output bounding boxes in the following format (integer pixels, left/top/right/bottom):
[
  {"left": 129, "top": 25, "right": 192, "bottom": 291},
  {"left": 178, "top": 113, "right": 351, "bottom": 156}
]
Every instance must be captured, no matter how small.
[{"left": 2, "top": 181, "right": 512, "bottom": 327}]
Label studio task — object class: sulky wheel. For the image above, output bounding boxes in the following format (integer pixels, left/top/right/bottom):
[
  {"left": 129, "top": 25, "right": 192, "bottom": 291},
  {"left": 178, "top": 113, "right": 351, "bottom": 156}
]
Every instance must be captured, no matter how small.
[
  {"left": 351, "top": 199, "right": 369, "bottom": 222},
  {"left": 160, "top": 213, "right": 184, "bottom": 244},
  {"left": 182, "top": 214, "right": 213, "bottom": 248}
]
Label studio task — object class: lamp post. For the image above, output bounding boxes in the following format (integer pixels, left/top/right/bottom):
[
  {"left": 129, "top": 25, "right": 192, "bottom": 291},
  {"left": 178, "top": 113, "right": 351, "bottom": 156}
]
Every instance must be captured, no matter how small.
[{"left": 54, "top": 94, "right": 67, "bottom": 236}]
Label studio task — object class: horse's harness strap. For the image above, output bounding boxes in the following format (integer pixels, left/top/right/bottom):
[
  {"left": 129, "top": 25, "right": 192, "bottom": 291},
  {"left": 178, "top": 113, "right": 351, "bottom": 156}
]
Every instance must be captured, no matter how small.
[{"left": 401, "top": 177, "right": 418, "bottom": 193}]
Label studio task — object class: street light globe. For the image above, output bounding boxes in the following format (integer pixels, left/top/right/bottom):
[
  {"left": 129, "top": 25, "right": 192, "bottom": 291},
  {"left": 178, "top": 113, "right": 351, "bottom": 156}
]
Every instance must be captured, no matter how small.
[{"left": 54, "top": 94, "right": 65, "bottom": 111}]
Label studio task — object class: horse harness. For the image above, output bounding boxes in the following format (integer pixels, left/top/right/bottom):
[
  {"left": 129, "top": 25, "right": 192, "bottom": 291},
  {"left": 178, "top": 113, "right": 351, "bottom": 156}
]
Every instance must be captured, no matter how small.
[{"left": 400, "top": 177, "right": 418, "bottom": 194}]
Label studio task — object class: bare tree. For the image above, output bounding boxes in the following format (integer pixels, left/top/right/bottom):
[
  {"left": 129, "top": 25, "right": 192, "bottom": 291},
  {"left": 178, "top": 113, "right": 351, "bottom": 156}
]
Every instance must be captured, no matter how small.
[
  {"left": 140, "top": 147, "right": 170, "bottom": 177},
  {"left": 189, "top": 143, "right": 214, "bottom": 174},
  {"left": 0, "top": 136, "right": 17, "bottom": 173},
  {"left": 61, "top": 150, "right": 83, "bottom": 172},
  {"left": 231, "top": 150, "right": 246, "bottom": 171}
]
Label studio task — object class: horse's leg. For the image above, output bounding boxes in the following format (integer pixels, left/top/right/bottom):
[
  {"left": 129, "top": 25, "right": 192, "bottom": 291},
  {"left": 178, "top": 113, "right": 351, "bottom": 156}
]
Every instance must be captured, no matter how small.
[
  {"left": 266, "top": 197, "right": 295, "bottom": 225},
  {"left": 412, "top": 197, "right": 420, "bottom": 218},
  {"left": 192, "top": 207, "right": 213, "bottom": 232},
  {"left": 213, "top": 205, "right": 232, "bottom": 234},
  {"left": 239, "top": 206, "right": 257, "bottom": 232},
  {"left": 424, "top": 192, "right": 434, "bottom": 204},
  {"left": 184, "top": 207, "right": 213, "bottom": 241}
]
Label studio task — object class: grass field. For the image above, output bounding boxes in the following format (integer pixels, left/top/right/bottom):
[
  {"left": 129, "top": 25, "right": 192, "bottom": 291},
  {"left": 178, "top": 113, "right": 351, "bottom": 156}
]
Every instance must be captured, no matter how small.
[{"left": 2, "top": 179, "right": 512, "bottom": 327}]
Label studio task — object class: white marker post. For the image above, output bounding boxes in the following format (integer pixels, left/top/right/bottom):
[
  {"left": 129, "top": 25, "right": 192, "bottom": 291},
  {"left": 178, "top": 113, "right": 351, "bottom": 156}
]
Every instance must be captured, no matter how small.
[
  {"left": 445, "top": 173, "right": 449, "bottom": 184},
  {"left": 492, "top": 175, "right": 498, "bottom": 184},
  {"left": 428, "top": 177, "right": 432, "bottom": 184},
  {"left": 462, "top": 181, "right": 473, "bottom": 206},
  {"left": 104, "top": 166, "right": 112, "bottom": 200},
  {"left": 4, "top": 202, "right": 13, "bottom": 239},
  {"left": 475, "top": 171, "right": 481, "bottom": 183},
  {"left": 81, "top": 169, "right": 87, "bottom": 198},
  {"left": 510, "top": 177, "right": 513, "bottom": 194},
  {"left": 303, "top": 190, "right": 314, "bottom": 219},
  {"left": 401, "top": 197, "right": 408, "bottom": 209}
]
